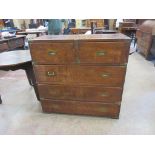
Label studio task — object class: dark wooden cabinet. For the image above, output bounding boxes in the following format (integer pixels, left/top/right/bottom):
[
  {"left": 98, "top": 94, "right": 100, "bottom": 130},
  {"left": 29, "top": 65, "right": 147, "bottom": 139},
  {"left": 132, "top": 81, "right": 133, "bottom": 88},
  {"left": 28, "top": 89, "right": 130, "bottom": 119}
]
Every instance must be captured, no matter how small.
[
  {"left": 150, "top": 36, "right": 155, "bottom": 57},
  {"left": 29, "top": 34, "right": 130, "bottom": 118},
  {"left": 0, "top": 35, "right": 25, "bottom": 52},
  {"left": 136, "top": 20, "right": 155, "bottom": 59},
  {"left": 119, "top": 22, "right": 137, "bottom": 37}
]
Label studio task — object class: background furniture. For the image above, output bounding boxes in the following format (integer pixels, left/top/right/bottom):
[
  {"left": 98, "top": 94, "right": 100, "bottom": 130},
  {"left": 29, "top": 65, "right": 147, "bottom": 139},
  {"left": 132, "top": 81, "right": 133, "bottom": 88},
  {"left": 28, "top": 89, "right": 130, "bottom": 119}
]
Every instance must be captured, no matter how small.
[
  {"left": 0, "top": 27, "right": 19, "bottom": 34},
  {"left": 70, "top": 27, "right": 104, "bottom": 34},
  {"left": 136, "top": 20, "right": 155, "bottom": 59},
  {"left": 119, "top": 21, "right": 137, "bottom": 45},
  {"left": 104, "top": 19, "right": 109, "bottom": 29},
  {"left": 68, "top": 19, "right": 76, "bottom": 28},
  {"left": 0, "top": 50, "right": 39, "bottom": 103},
  {"left": 119, "top": 22, "right": 137, "bottom": 36},
  {"left": 136, "top": 19, "right": 149, "bottom": 25},
  {"left": 29, "top": 34, "right": 130, "bottom": 118},
  {"left": 150, "top": 37, "right": 155, "bottom": 58},
  {"left": 81, "top": 19, "right": 104, "bottom": 27},
  {"left": 122, "top": 19, "right": 147, "bottom": 26},
  {"left": 0, "top": 42, "right": 9, "bottom": 52},
  {"left": 0, "top": 19, "right": 4, "bottom": 28},
  {"left": 17, "top": 30, "right": 48, "bottom": 37},
  {"left": 95, "top": 29, "right": 118, "bottom": 34},
  {"left": 123, "top": 19, "right": 137, "bottom": 23},
  {"left": 0, "top": 35, "right": 25, "bottom": 52}
]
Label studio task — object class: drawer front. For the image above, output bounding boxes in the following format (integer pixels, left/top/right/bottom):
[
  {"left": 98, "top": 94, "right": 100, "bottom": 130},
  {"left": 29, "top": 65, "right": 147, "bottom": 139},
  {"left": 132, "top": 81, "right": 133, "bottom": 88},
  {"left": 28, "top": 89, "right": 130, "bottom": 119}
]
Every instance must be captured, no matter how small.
[
  {"left": 15, "top": 38, "right": 24, "bottom": 46},
  {"left": 38, "top": 84, "right": 123, "bottom": 102},
  {"left": 34, "top": 65, "right": 68, "bottom": 84},
  {"left": 41, "top": 99, "right": 120, "bottom": 118},
  {"left": 0, "top": 43, "right": 9, "bottom": 52},
  {"left": 30, "top": 43, "right": 75, "bottom": 64},
  {"left": 78, "top": 42, "right": 129, "bottom": 64},
  {"left": 137, "top": 40, "right": 150, "bottom": 56},
  {"left": 34, "top": 65, "right": 126, "bottom": 86},
  {"left": 8, "top": 40, "right": 16, "bottom": 49},
  {"left": 8, "top": 38, "right": 24, "bottom": 49}
]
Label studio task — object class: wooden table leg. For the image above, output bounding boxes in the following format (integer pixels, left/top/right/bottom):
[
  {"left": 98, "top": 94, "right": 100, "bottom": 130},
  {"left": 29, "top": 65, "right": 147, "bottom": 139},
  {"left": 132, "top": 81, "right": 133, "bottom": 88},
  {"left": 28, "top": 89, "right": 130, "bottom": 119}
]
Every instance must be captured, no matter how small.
[
  {"left": 0, "top": 95, "right": 2, "bottom": 104},
  {"left": 25, "top": 65, "right": 33, "bottom": 86},
  {"left": 36, "top": 33, "right": 40, "bottom": 37},
  {"left": 23, "top": 62, "right": 40, "bottom": 101}
]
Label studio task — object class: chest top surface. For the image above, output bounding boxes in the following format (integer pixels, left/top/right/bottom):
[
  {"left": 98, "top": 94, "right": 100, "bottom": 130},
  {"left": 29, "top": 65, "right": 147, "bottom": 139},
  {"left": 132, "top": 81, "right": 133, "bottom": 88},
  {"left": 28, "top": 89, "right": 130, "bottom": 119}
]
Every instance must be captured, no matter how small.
[{"left": 29, "top": 33, "right": 130, "bottom": 43}]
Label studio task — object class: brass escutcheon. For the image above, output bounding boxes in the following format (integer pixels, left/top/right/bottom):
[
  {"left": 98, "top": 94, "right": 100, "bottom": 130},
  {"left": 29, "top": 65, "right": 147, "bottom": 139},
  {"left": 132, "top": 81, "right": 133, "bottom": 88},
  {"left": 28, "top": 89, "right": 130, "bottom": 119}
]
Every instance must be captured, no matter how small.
[
  {"left": 101, "top": 93, "right": 108, "bottom": 97},
  {"left": 101, "top": 73, "right": 110, "bottom": 78},
  {"left": 75, "top": 57, "right": 80, "bottom": 64},
  {"left": 97, "top": 107, "right": 108, "bottom": 112},
  {"left": 51, "top": 104, "right": 59, "bottom": 109},
  {"left": 48, "top": 50, "right": 56, "bottom": 56},
  {"left": 47, "top": 71, "right": 56, "bottom": 77},
  {"left": 96, "top": 51, "right": 106, "bottom": 56}
]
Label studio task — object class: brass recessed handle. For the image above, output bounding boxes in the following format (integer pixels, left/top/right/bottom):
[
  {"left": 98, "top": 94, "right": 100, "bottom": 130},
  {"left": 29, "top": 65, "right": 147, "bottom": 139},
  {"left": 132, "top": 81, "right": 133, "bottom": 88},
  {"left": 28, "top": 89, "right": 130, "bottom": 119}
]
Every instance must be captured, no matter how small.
[
  {"left": 47, "top": 71, "right": 56, "bottom": 77},
  {"left": 96, "top": 51, "right": 106, "bottom": 56},
  {"left": 101, "top": 93, "right": 108, "bottom": 97},
  {"left": 48, "top": 51, "right": 56, "bottom": 56},
  {"left": 97, "top": 107, "right": 108, "bottom": 112},
  {"left": 51, "top": 104, "right": 59, "bottom": 109},
  {"left": 101, "top": 73, "right": 111, "bottom": 78},
  {"left": 75, "top": 57, "right": 80, "bottom": 64}
]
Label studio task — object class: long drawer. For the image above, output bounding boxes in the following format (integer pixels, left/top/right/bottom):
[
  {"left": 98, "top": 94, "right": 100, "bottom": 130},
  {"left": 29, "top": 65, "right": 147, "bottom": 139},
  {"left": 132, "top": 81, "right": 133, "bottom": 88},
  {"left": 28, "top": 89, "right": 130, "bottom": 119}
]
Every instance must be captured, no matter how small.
[
  {"left": 38, "top": 84, "right": 123, "bottom": 102},
  {"left": 41, "top": 99, "right": 120, "bottom": 118},
  {"left": 34, "top": 65, "right": 126, "bottom": 86}
]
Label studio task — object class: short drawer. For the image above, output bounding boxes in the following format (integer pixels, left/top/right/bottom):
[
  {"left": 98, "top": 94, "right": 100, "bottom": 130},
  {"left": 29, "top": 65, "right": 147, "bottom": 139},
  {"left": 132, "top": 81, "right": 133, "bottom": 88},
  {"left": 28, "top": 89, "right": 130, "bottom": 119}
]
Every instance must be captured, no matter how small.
[
  {"left": 15, "top": 38, "right": 24, "bottom": 46},
  {"left": 8, "top": 38, "right": 24, "bottom": 49},
  {"left": 30, "top": 43, "right": 75, "bottom": 64},
  {"left": 78, "top": 42, "right": 129, "bottom": 64},
  {"left": 34, "top": 65, "right": 126, "bottom": 87},
  {"left": 0, "top": 43, "right": 9, "bottom": 52},
  {"left": 41, "top": 99, "right": 120, "bottom": 118},
  {"left": 38, "top": 84, "right": 123, "bottom": 102}
]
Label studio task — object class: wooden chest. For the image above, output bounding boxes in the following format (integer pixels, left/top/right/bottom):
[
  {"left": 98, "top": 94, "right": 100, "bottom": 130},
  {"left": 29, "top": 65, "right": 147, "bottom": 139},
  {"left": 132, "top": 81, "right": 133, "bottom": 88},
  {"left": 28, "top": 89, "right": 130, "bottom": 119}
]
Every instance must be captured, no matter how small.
[
  {"left": 136, "top": 20, "right": 155, "bottom": 59},
  {"left": 29, "top": 34, "right": 130, "bottom": 118}
]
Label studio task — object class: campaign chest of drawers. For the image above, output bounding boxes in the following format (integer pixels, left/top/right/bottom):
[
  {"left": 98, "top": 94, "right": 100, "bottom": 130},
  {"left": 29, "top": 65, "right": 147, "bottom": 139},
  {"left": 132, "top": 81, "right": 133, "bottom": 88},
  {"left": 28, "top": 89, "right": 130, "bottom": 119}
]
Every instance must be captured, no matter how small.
[{"left": 29, "top": 34, "right": 130, "bottom": 118}]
